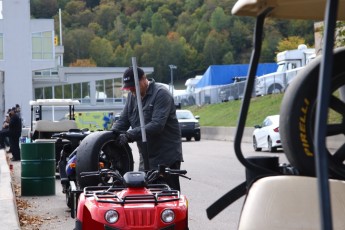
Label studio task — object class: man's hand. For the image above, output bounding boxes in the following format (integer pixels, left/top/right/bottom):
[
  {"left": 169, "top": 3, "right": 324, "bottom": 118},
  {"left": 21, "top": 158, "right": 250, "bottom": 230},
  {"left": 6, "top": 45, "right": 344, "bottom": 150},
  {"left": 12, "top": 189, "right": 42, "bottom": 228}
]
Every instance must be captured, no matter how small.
[
  {"left": 111, "top": 129, "right": 121, "bottom": 138},
  {"left": 117, "top": 133, "right": 133, "bottom": 146}
]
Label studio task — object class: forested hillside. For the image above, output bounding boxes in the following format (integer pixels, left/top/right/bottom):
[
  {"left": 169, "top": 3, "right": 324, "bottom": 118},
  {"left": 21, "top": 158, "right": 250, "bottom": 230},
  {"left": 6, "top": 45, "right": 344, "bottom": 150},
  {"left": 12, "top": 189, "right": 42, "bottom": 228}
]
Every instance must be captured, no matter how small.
[{"left": 30, "top": 0, "right": 315, "bottom": 83}]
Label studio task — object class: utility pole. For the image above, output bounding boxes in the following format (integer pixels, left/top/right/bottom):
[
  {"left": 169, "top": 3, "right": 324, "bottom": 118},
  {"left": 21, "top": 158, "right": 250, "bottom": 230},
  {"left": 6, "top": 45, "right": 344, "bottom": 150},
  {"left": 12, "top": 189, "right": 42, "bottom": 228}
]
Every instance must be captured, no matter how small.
[{"left": 169, "top": 65, "right": 177, "bottom": 97}]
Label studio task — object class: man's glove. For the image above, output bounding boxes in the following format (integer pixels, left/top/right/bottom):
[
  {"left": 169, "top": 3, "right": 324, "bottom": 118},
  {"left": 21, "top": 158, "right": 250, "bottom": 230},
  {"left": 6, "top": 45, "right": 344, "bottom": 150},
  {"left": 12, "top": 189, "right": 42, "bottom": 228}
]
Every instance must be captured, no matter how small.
[
  {"left": 111, "top": 128, "right": 121, "bottom": 138},
  {"left": 117, "top": 133, "right": 133, "bottom": 146}
]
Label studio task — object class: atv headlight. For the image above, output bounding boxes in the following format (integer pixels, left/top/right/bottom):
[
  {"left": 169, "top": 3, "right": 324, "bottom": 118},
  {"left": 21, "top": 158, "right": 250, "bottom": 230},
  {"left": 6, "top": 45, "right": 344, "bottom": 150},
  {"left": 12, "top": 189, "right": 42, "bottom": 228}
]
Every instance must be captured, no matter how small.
[
  {"left": 105, "top": 210, "right": 119, "bottom": 224},
  {"left": 161, "top": 209, "right": 175, "bottom": 223}
]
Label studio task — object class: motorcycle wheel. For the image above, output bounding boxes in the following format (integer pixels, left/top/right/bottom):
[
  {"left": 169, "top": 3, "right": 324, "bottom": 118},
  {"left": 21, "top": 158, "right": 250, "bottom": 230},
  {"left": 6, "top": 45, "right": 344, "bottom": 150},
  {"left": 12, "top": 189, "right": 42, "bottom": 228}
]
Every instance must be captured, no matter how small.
[
  {"left": 76, "top": 131, "right": 134, "bottom": 188},
  {"left": 280, "top": 48, "right": 345, "bottom": 179},
  {"left": 66, "top": 187, "right": 72, "bottom": 208}
]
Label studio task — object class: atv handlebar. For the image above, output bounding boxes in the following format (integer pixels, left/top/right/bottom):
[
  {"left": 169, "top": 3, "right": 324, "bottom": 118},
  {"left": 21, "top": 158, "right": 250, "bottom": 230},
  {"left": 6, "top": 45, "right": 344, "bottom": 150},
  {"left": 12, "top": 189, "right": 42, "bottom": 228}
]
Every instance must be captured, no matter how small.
[{"left": 79, "top": 166, "right": 190, "bottom": 188}]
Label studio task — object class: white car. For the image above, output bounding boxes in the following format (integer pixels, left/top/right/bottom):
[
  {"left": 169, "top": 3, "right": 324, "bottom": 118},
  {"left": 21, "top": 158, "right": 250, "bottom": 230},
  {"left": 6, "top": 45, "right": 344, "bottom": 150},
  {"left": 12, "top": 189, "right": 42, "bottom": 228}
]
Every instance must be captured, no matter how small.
[{"left": 252, "top": 115, "right": 282, "bottom": 152}]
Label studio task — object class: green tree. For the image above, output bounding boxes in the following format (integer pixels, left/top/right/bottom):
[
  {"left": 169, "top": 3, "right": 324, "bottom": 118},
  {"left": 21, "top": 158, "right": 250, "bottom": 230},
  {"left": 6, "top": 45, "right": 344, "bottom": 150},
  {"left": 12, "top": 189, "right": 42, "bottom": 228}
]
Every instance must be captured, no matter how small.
[
  {"left": 229, "top": 19, "right": 253, "bottom": 63},
  {"left": 95, "top": 3, "right": 119, "bottom": 31},
  {"left": 85, "top": 0, "right": 100, "bottom": 8},
  {"left": 31, "top": 0, "right": 58, "bottom": 18},
  {"left": 140, "top": 7, "right": 153, "bottom": 30},
  {"left": 64, "top": 28, "right": 95, "bottom": 64},
  {"left": 210, "top": 7, "right": 230, "bottom": 32},
  {"left": 157, "top": 6, "right": 175, "bottom": 27},
  {"left": 128, "top": 25, "right": 143, "bottom": 46},
  {"left": 336, "top": 21, "right": 345, "bottom": 47},
  {"left": 176, "top": 12, "right": 196, "bottom": 41},
  {"left": 64, "top": 0, "right": 86, "bottom": 15},
  {"left": 261, "top": 19, "right": 283, "bottom": 62},
  {"left": 277, "top": 36, "right": 306, "bottom": 52},
  {"left": 190, "top": 22, "right": 211, "bottom": 52},
  {"left": 111, "top": 15, "right": 127, "bottom": 45},
  {"left": 89, "top": 37, "right": 114, "bottom": 66},
  {"left": 222, "top": 51, "right": 234, "bottom": 64},
  {"left": 88, "top": 22, "right": 104, "bottom": 37},
  {"left": 151, "top": 13, "right": 169, "bottom": 36},
  {"left": 203, "top": 30, "right": 231, "bottom": 65},
  {"left": 113, "top": 42, "right": 134, "bottom": 66},
  {"left": 78, "top": 9, "right": 95, "bottom": 27}
]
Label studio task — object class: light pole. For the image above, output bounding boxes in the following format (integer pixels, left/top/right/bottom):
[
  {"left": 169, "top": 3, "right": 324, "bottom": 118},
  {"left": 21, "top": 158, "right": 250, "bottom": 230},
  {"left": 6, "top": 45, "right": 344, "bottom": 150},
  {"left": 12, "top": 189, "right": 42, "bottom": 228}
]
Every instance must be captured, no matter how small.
[{"left": 169, "top": 65, "right": 177, "bottom": 97}]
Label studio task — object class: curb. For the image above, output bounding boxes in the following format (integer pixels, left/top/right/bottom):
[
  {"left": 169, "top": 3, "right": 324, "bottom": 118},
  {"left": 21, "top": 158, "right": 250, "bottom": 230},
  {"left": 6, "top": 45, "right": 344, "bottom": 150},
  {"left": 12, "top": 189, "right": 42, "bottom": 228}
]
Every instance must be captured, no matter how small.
[{"left": 0, "top": 149, "right": 20, "bottom": 229}]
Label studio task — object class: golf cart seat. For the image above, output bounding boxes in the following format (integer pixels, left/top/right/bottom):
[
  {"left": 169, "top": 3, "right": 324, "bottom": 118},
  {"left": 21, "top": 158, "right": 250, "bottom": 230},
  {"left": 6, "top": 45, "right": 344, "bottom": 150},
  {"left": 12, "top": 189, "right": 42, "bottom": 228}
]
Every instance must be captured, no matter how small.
[
  {"left": 238, "top": 176, "right": 345, "bottom": 230},
  {"left": 32, "top": 120, "right": 78, "bottom": 140}
]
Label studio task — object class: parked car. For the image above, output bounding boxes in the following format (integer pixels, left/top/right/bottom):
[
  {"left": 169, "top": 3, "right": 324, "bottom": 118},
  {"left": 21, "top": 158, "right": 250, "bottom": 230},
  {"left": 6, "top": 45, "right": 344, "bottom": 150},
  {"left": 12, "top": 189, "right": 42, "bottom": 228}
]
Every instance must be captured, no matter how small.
[
  {"left": 252, "top": 115, "right": 282, "bottom": 152},
  {"left": 176, "top": 109, "right": 201, "bottom": 141}
]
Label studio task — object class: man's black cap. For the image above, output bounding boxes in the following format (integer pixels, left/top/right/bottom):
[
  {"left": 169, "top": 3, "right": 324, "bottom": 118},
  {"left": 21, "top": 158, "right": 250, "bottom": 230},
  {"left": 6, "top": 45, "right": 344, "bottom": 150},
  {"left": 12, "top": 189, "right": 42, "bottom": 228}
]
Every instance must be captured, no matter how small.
[{"left": 122, "top": 67, "right": 145, "bottom": 90}]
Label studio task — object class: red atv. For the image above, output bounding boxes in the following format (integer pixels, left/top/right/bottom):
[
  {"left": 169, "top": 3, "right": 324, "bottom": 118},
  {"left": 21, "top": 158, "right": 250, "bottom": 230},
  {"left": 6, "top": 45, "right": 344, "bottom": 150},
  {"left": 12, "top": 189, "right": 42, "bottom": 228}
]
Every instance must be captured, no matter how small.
[{"left": 74, "top": 165, "right": 190, "bottom": 230}]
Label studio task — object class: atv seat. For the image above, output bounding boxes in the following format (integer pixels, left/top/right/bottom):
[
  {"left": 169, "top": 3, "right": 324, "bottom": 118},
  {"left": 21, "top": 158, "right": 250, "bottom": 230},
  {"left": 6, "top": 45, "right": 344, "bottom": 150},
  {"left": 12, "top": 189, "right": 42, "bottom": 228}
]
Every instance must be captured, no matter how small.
[{"left": 238, "top": 176, "right": 345, "bottom": 230}]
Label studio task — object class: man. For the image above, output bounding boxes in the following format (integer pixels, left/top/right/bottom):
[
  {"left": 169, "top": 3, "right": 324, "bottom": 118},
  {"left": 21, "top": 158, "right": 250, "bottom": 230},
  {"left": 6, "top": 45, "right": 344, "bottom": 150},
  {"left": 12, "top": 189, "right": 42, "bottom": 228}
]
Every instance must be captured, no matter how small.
[
  {"left": 9, "top": 107, "right": 22, "bottom": 161},
  {"left": 112, "top": 67, "right": 183, "bottom": 191}
]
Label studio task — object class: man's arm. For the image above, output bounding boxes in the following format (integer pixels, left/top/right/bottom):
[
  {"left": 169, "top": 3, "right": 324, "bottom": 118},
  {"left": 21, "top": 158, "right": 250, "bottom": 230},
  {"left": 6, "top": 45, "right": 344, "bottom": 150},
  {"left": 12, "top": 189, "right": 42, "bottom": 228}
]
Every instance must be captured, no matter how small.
[
  {"left": 127, "top": 89, "right": 174, "bottom": 140},
  {"left": 112, "top": 95, "right": 131, "bottom": 132}
]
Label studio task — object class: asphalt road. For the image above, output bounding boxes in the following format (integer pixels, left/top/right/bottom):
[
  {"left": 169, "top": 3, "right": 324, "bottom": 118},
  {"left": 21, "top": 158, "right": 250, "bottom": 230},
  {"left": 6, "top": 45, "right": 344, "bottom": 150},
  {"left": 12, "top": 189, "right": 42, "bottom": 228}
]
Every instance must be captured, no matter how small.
[{"left": 13, "top": 139, "right": 288, "bottom": 230}]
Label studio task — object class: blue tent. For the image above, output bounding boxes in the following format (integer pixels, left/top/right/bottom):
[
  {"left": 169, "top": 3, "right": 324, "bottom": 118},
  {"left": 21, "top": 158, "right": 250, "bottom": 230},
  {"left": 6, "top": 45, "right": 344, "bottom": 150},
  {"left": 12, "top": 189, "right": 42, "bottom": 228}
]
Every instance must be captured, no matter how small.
[{"left": 196, "top": 63, "right": 277, "bottom": 88}]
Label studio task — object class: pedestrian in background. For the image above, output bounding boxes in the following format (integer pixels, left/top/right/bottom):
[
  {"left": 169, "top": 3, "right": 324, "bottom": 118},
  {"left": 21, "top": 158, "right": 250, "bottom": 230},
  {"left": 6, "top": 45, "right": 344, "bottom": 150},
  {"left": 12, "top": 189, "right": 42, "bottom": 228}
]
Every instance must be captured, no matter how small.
[
  {"left": 9, "top": 107, "right": 22, "bottom": 161},
  {"left": 0, "top": 113, "right": 10, "bottom": 149}
]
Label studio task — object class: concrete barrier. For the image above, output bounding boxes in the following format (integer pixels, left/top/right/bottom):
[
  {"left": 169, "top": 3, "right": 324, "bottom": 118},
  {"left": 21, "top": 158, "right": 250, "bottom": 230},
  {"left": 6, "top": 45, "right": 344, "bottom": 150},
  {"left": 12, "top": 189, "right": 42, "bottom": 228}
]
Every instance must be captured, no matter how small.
[
  {"left": 201, "top": 126, "right": 344, "bottom": 150},
  {"left": 201, "top": 126, "right": 254, "bottom": 143}
]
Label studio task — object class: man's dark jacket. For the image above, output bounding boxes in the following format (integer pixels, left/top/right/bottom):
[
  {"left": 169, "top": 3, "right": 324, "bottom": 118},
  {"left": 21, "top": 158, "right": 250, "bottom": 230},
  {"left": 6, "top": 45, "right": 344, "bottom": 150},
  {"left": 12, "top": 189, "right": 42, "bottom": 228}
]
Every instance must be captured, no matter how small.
[{"left": 9, "top": 113, "right": 22, "bottom": 137}]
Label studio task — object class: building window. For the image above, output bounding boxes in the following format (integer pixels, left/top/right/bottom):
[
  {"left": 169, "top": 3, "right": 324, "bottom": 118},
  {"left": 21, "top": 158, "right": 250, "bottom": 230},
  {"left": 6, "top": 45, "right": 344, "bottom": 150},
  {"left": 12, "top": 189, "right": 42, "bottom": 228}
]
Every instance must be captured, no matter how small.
[
  {"left": 64, "top": 84, "right": 72, "bottom": 98},
  {"left": 32, "top": 31, "right": 53, "bottom": 59},
  {"left": 96, "top": 80, "right": 106, "bottom": 103},
  {"left": 54, "top": 85, "right": 63, "bottom": 99},
  {"left": 0, "top": 1, "right": 3, "bottom": 19},
  {"left": 45, "top": 87, "right": 52, "bottom": 98},
  {"left": 33, "top": 80, "right": 124, "bottom": 104},
  {"left": 35, "top": 88, "right": 44, "bottom": 99},
  {"left": 72, "top": 83, "right": 81, "bottom": 100}
]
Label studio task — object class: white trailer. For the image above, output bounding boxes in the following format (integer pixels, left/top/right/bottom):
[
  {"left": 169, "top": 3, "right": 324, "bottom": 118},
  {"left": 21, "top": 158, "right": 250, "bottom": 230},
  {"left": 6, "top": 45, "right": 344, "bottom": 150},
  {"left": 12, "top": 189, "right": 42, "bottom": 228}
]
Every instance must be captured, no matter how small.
[{"left": 255, "top": 44, "right": 315, "bottom": 96}]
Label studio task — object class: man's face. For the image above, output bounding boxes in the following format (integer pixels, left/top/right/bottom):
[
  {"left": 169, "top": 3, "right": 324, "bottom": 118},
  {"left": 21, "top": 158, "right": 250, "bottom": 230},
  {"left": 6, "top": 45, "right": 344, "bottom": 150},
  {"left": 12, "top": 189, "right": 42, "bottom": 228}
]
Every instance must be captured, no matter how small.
[{"left": 127, "top": 76, "right": 147, "bottom": 97}]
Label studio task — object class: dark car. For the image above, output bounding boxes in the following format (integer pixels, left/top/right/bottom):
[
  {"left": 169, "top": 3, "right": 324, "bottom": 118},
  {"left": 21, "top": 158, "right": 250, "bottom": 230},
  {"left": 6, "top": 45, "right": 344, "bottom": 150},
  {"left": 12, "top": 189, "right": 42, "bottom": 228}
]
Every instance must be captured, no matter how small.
[{"left": 176, "top": 110, "right": 201, "bottom": 141}]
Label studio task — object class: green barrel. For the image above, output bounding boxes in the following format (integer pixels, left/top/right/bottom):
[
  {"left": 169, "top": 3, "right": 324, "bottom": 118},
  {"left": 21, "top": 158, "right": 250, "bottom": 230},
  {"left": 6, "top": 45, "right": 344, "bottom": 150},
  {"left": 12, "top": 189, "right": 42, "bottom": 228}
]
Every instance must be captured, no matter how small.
[{"left": 21, "top": 142, "right": 56, "bottom": 196}]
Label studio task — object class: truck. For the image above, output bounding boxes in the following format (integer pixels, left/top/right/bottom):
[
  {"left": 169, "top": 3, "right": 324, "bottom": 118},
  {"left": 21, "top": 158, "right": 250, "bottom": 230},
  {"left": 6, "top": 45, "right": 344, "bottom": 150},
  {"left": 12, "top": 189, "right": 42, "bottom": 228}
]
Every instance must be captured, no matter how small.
[
  {"left": 255, "top": 44, "right": 315, "bottom": 96},
  {"left": 177, "top": 75, "right": 203, "bottom": 106}
]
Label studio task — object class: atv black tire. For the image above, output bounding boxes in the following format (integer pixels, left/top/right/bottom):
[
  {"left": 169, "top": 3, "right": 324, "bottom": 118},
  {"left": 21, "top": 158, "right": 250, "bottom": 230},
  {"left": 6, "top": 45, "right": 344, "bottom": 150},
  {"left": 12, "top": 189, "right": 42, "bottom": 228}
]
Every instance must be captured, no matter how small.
[
  {"left": 280, "top": 48, "right": 345, "bottom": 179},
  {"left": 76, "top": 131, "right": 133, "bottom": 188}
]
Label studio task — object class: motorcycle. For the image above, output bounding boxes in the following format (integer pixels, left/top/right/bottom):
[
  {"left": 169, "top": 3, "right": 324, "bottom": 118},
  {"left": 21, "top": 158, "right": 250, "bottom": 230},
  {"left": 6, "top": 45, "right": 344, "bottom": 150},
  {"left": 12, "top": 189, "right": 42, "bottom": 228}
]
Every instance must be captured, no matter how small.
[
  {"left": 52, "top": 129, "right": 90, "bottom": 208},
  {"left": 74, "top": 165, "right": 190, "bottom": 230}
]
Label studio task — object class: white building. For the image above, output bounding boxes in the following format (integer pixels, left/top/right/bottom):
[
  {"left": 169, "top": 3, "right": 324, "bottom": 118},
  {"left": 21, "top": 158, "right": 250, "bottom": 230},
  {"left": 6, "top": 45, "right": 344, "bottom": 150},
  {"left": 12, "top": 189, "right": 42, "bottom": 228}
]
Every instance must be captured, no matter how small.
[{"left": 0, "top": 1, "right": 153, "bottom": 126}]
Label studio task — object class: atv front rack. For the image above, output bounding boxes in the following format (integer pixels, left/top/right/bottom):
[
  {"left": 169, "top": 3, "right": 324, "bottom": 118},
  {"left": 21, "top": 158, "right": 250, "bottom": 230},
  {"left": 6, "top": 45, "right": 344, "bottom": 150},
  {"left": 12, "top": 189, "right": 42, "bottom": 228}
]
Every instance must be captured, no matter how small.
[{"left": 83, "top": 185, "right": 181, "bottom": 205}]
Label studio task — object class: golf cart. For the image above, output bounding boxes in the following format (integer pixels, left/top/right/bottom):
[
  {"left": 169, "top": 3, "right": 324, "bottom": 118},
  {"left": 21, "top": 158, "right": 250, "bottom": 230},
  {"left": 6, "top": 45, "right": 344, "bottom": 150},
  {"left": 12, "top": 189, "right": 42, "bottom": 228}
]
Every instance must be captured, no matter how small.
[
  {"left": 29, "top": 99, "right": 81, "bottom": 169},
  {"left": 207, "top": 0, "right": 345, "bottom": 229}
]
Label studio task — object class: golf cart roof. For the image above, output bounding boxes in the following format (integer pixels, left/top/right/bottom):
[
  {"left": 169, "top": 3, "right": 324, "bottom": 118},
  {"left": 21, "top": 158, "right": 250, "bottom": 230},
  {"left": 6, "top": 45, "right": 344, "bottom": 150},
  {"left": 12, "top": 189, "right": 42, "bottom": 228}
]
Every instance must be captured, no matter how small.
[
  {"left": 231, "top": 0, "right": 345, "bottom": 20},
  {"left": 29, "top": 99, "right": 80, "bottom": 106}
]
